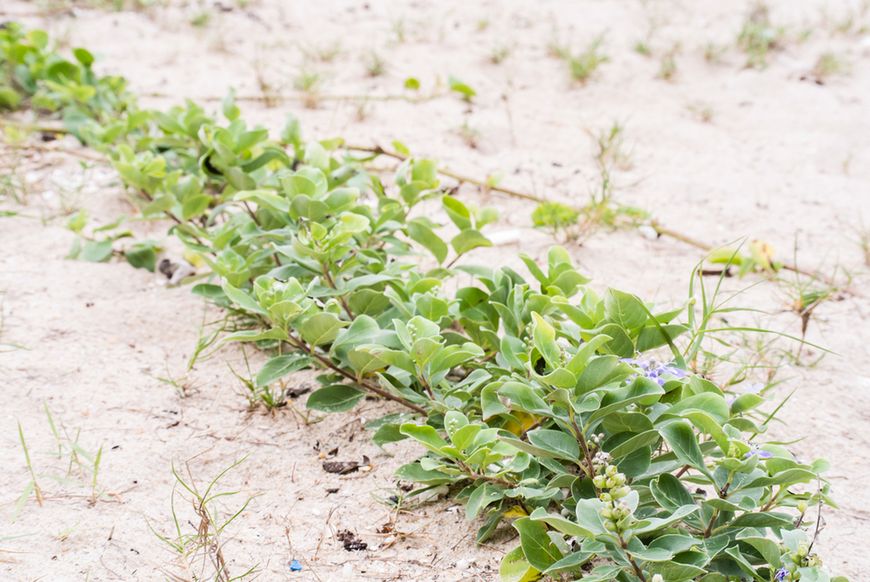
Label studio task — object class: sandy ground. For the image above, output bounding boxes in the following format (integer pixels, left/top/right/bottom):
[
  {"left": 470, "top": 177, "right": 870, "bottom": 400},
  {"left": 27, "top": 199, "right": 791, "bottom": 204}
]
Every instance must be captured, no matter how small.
[{"left": 2, "top": 0, "right": 870, "bottom": 580}]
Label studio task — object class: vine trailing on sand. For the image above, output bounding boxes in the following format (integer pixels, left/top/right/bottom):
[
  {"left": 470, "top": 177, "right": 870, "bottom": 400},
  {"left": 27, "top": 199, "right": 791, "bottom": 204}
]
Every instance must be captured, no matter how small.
[{"left": 0, "top": 25, "right": 847, "bottom": 581}]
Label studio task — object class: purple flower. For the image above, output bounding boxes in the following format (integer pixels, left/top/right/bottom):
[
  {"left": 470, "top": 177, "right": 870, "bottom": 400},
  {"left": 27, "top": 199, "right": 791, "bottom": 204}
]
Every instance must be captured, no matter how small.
[
  {"left": 774, "top": 567, "right": 788, "bottom": 581},
  {"left": 744, "top": 446, "right": 773, "bottom": 460},
  {"left": 621, "top": 358, "right": 687, "bottom": 386}
]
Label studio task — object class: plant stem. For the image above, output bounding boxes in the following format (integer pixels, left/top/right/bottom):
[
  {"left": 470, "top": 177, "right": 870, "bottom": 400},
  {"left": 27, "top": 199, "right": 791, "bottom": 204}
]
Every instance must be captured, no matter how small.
[
  {"left": 618, "top": 534, "right": 647, "bottom": 582},
  {"left": 344, "top": 144, "right": 545, "bottom": 203},
  {"left": 17, "top": 421, "right": 44, "bottom": 507},
  {"left": 320, "top": 265, "right": 354, "bottom": 319},
  {"left": 285, "top": 334, "right": 427, "bottom": 414},
  {"left": 703, "top": 509, "right": 719, "bottom": 537},
  {"left": 569, "top": 414, "right": 597, "bottom": 480},
  {"left": 141, "top": 90, "right": 446, "bottom": 105}
]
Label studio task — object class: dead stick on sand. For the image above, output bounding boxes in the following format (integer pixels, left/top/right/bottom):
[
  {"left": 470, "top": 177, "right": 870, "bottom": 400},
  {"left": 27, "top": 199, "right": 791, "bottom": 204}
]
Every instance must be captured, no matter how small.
[{"left": 343, "top": 143, "right": 846, "bottom": 290}]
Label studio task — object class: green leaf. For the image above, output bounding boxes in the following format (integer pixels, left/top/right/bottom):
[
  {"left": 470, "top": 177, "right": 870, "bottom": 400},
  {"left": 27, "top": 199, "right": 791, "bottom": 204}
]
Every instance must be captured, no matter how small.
[
  {"left": 222, "top": 282, "right": 267, "bottom": 316},
  {"left": 541, "top": 550, "right": 589, "bottom": 576},
  {"left": 79, "top": 240, "right": 113, "bottom": 262},
  {"left": 124, "top": 242, "right": 157, "bottom": 271},
  {"left": 528, "top": 507, "right": 596, "bottom": 538},
  {"left": 395, "top": 461, "right": 455, "bottom": 485},
  {"left": 234, "top": 189, "right": 290, "bottom": 213},
  {"left": 407, "top": 219, "right": 448, "bottom": 264},
  {"left": 531, "top": 312, "right": 561, "bottom": 369},
  {"left": 371, "top": 423, "right": 407, "bottom": 446},
  {"left": 665, "top": 393, "right": 730, "bottom": 424},
  {"left": 255, "top": 353, "right": 309, "bottom": 387},
  {"left": 499, "top": 382, "right": 552, "bottom": 415},
  {"left": 73, "top": 47, "right": 95, "bottom": 67},
  {"left": 608, "top": 430, "right": 659, "bottom": 459},
  {"left": 527, "top": 429, "right": 580, "bottom": 461},
  {"left": 659, "top": 420, "right": 710, "bottom": 478},
  {"left": 513, "top": 517, "right": 562, "bottom": 571},
  {"left": 633, "top": 504, "right": 699, "bottom": 534},
  {"left": 636, "top": 323, "right": 688, "bottom": 351},
  {"left": 221, "top": 328, "right": 289, "bottom": 343},
  {"left": 596, "top": 323, "right": 634, "bottom": 358},
  {"left": 306, "top": 384, "right": 364, "bottom": 412},
  {"left": 647, "top": 562, "right": 707, "bottom": 581},
  {"left": 400, "top": 423, "right": 449, "bottom": 454},
  {"left": 726, "top": 511, "right": 794, "bottom": 529},
  {"left": 451, "top": 229, "right": 491, "bottom": 256},
  {"left": 222, "top": 89, "right": 240, "bottom": 121},
  {"left": 299, "top": 312, "right": 348, "bottom": 346},
  {"left": 443, "top": 196, "right": 472, "bottom": 229},
  {"left": 499, "top": 546, "right": 539, "bottom": 582},
  {"left": 604, "top": 289, "right": 648, "bottom": 332},
  {"left": 649, "top": 473, "right": 694, "bottom": 511},
  {"left": 466, "top": 483, "right": 504, "bottom": 520},
  {"left": 736, "top": 534, "right": 782, "bottom": 568},
  {"left": 448, "top": 76, "right": 476, "bottom": 101},
  {"left": 565, "top": 334, "right": 611, "bottom": 376},
  {"left": 181, "top": 194, "right": 211, "bottom": 220},
  {"left": 66, "top": 209, "right": 88, "bottom": 233}
]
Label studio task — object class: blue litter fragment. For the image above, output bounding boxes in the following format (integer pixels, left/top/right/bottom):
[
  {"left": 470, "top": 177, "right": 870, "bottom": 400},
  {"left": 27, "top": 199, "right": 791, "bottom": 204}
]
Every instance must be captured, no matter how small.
[{"left": 289, "top": 559, "right": 303, "bottom": 572}]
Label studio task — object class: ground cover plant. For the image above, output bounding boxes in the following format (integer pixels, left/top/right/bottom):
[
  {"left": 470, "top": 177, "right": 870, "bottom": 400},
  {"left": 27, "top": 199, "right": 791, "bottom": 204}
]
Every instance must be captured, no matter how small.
[{"left": 0, "top": 24, "right": 849, "bottom": 581}]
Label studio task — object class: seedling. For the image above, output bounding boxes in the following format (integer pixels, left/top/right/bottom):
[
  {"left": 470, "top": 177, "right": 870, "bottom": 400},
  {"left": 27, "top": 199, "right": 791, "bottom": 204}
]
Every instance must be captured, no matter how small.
[
  {"left": 17, "top": 422, "right": 44, "bottom": 508},
  {"left": 703, "top": 41, "right": 727, "bottom": 64},
  {"left": 15, "top": 405, "right": 107, "bottom": 514},
  {"left": 567, "top": 36, "right": 608, "bottom": 83},
  {"left": 455, "top": 120, "right": 480, "bottom": 149},
  {"left": 364, "top": 50, "right": 386, "bottom": 77},
  {"left": 657, "top": 44, "right": 679, "bottom": 81},
  {"left": 189, "top": 10, "right": 211, "bottom": 28},
  {"left": 292, "top": 70, "right": 322, "bottom": 108},
  {"left": 531, "top": 201, "right": 581, "bottom": 242},
  {"left": 590, "top": 120, "right": 632, "bottom": 172},
  {"left": 737, "top": 2, "right": 785, "bottom": 68},
  {"left": 810, "top": 52, "right": 848, "bottom": 83},
  {"left": 489, "top": 44, "right": 511, "bottom": 65},
  {"left": 391, "top": 19, "right": 406, "bottom": 44},
  {"left": 778, "top": 252, "right": 847, "bottom": 363},
  {"left": 448, "top": 76, "right": 476, "bottom": 102},
  {"left": 687, "top": 101, "right": 715, "bottom": 123},
  {"left": 302, "top": 41, "right": 342, "bottom": 63},
  {"left": 152, "top": 457, "right": 258, "bottom": 581}
]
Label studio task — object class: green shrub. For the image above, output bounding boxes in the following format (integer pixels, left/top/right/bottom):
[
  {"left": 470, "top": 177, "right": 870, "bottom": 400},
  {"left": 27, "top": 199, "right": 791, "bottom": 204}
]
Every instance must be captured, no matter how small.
[{"left": 0, "top": 23, "right": 847, "bottom": 582}]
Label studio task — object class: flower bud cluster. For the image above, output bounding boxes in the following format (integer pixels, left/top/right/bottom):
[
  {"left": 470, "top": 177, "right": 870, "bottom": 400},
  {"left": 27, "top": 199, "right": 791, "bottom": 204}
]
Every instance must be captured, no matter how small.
[
  {"left": 591, "top": 450, "right": 611, "bottom": 473},
  {"left": 589, "top": 432, "right": 605, "bottom": 447},
  {"left": 775, "top": 542, "right": 823, "bottom": 581},
  {"left": 594, "top": 464, "right": 634, "bottom": 535},
  {"left": 790, "top": 543, "right": 821, "bottom": 568}
]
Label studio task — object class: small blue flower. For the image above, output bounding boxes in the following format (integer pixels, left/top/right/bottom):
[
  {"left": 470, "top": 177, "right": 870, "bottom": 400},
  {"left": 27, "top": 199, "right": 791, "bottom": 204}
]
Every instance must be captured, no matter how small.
[
  {"left": 744, "top": 446, "right": 773, "bottom": 459},
  {"left": 621, "top": 358, "right": 687, "bottom": 386},
  {"left": 774, "top": 567, "right": 788, "bottom": 581},
  {"left": 289, "top": 560, "right": 303, "bottom": 572}
]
